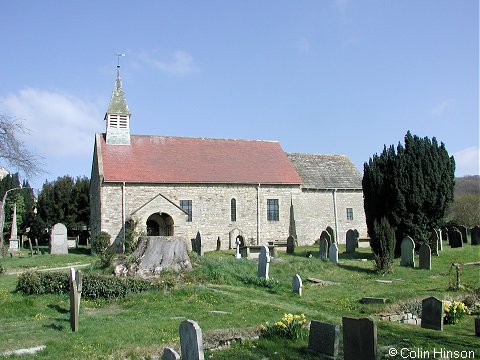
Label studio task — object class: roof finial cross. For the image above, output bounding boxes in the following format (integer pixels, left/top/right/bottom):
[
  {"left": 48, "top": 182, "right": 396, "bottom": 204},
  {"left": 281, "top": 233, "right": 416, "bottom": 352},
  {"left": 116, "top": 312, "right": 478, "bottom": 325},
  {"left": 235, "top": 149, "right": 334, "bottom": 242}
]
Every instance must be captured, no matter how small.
[{"left": 114, "top": 53, "right": 125, "bottom": 68}]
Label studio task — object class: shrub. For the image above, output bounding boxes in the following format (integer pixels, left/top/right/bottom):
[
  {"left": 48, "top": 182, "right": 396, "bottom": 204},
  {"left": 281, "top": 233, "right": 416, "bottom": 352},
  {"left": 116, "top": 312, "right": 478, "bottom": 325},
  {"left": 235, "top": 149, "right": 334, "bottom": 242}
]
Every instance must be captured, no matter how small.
[
  {"left": 444, "top": 301, "right": 468, "bottom": 324},
  {"left": 370, "top": 217, "right": 396, "bottom": 273},
  {"left": 92, "top": 231, "right": 111, "bottom": 255},
  {"left": 260, "top": 314, "right": 307, "bottom": 340}
]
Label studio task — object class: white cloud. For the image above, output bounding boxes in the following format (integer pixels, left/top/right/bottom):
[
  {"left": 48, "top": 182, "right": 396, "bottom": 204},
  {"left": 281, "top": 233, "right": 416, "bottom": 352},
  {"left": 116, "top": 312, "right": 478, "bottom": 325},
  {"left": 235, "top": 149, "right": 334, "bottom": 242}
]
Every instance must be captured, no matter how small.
[
  {"left": 432, "top": 100, "right": 451, "bottom": 117},
  {"left": 453, "top": 146, "right": 480, "bottom": 176},
  {"left": 296, "top": 37, "right": 311, "bottom": 54},
  {"left": 0, "top": 88, "right": 103, "bottom": 159},
  {"left": 138, "top": 50, "right": 197, "bottom": 76}
]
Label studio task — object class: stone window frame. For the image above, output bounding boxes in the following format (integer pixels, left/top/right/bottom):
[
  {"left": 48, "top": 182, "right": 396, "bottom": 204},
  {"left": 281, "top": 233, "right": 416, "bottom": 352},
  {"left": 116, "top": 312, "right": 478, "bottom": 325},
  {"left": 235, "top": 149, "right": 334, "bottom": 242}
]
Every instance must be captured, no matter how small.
[
  {"left": 346, "top": 207, "right": 354, "bottom": 220},
  {"left": 267, "top": 199, "right": 279, "bottom": 221},
  {"left": 180, "top": 200, "right": 193, "bottom": 222},
  {"left": 230, "top": 198, "right": 237, "bottom": 222}
]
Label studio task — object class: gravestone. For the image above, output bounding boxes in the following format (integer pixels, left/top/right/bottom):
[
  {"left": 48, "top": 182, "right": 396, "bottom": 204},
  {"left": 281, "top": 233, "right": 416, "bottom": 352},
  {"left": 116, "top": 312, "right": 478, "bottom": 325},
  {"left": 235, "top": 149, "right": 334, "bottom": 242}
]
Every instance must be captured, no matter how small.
[
  {"left": 342, "top": 317, "right": 377, "bottom": 360},
  {"left": 8, "top": 204, "right": 20, "bottom": 255},
  {"left": 321, "top": 230, "right": 331, "bottom": 246},
  {"left": 235, "top": 237, "right": 241, "bottom": 259},
  {"left": 440, "top": 226, "right": 448, "bottom": 241},
  {"left": 429, "top": 230, "right": 439, "bottom": 256},
  {"left": 346, "top": 229, "right": 357, "bottom": 253},
  {"left": 353, "top": 229, "right": 360, "bottom": 240},
  {"left": 400, "top": 236, "right": 415, "bottom": 267},
  {"left": 326, "top": 226, "right": 335, "bottom": 243},
  {"left": 450, "top": 229, "right": 463, "bottom": 248},
  {"left": 216, "top": 237, "right": 221, "bottom": 251},
  {"left": 69, "top": 268, "right": 83, "bottom": 333},
  {"left": 286, "top": 235, "right": 295, "bottom": 254},
  {"left": 162, "top": 348, "right": 180, "bottom": 360},
  {"left": 257, "top": 245, "right": 270, "bottom": 279},
  {"left": 447, "top": 226, "right": 456, "bottom": 246},
  {"left": 50, "top": 223, "right": 68, "bottom": 254},
  {"left": 418, "top": 244, "right": 431, "bottom": 270},
  {"left": 475, "top": 318, "right": 480, "bottom": 337},
  {"left": 179, "top": 320, "right": 204, "bottom": 360},
  {"left": 471, "top": 226, "right": 479, "bottom": 246},
  {"left": 319, "top": 237, "right": 328, "bottom": 260},
  {"left": 236, "top": 235, "right": 245, "bottom": 248},
  {"left": 307, "top": 320, "right": 339, "bottom": 360},
  {"left": 192, "top": 231, "right": 203, "bottom": 256},
  {"left": 421, "top": 297, "right": 443, "bottom": 331},
  {"left": 228, "top": 228, "right": 242, "bottom": 250},
  {"left": 437, "top": 229, "right": 443, "bottom": 252},
  {"left": 292, "top": 274, "right": 302, "bottom": 296},
  {"left": 329, "top": 242, "right": 339, "bottom": 264},
  {"left": 458, "top": 225, "right": 468, "bottom": 244}
]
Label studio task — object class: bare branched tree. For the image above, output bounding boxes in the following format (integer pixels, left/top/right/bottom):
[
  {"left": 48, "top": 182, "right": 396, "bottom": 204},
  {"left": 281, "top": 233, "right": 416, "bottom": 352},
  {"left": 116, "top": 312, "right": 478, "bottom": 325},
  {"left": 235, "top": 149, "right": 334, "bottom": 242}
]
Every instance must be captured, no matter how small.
[{"left": 0, "top": 115, "right": 44, "bottom": 178}]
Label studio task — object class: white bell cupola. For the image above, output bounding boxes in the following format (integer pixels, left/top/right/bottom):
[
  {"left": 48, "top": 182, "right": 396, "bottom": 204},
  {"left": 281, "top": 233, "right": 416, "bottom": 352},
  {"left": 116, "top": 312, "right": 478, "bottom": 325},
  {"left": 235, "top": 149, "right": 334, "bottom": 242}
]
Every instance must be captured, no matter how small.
[{"left": 105, "top": 65, "right": 131, "bottom": 145}]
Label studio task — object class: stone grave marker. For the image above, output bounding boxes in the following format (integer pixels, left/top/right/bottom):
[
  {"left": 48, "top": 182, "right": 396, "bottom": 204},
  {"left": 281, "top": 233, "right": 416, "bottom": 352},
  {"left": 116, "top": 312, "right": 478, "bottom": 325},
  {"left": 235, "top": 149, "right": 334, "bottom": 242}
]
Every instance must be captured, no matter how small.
[
  {"left": 450, "top": 229, "right": 463, "bottom": 248},
  {"left": 257, "top": 245, "right": 270, "bottom": 279},
  {"left": 400, "top": 236, "right": 415, "bottom": 267},
  {"left": 319, "top": 237, "right": 328, "bottom": 260},
  {"left": 421, "top": 297, "right": 443, "bottom": 331},
  {"left": 216, "top": 236, "right": 221, "bottom": 251},
  {"left": 458, "top": 225, "right": 468, "bottom": 244},
  {"left": 475, "top": 318, "right": 480, "bottom": 337},
  {"left": 346, "top": 229, "right": 357, "bottom": 253},
  {"left": 69, "top": 268, "right": 83, "bottom": 320},
  {"left": 471, "top": 225, "right": 479, "bottom": 246},
  {"left": 286, "top": 235, "right": 295, "bottom": 254},
  {"left": 418, "top": 244, "right": 431, "bottom": 270},
  {"left": 326, "top": 226, "right": 335, "bottom": 243},
  {"left": 69, "top": 269, "right": 82, "bottom": 332},
  {"left": 429, "top": 230, "right": 439, "bottom": 256},
  {"left": 329, "top": 242, "right": 339, "bottom": 264},
  {"left": 236, "top": 234, "right": 245, "bottom": 247},
  {"left": 162, "top": 348, "right": 180, "bottom": 360},
  {"left": 50, "top": 223, "right": 68, "bottom": 254},
  {"left": 437, "top": 228, "right": 443, "bottom": 252},
  {"left": 8, "top": 204, "right": 20, "bottom": 255},
  {"left": 228, "top": 228, "right": 241, "bottom": 250},
  {"left": 342, "top": 317, "right": 377, "bottom": 360},
  {"left": 179, "top": 319, "right": 204, "bottom": 360},
  {"left": 234, "top": 237, "right": 241, "bottom": 259},
  {"left": 307, "top": 320, "right": 339, "bottom": 360},
  {"left": 320, "top": 230, "right": 331, "bottom": 247},
  {"left": 292, "top": 274, "right": 302, "bottom": 296},
  {"left": 192, "top": 231, "right": 203, "bottom": 256}
]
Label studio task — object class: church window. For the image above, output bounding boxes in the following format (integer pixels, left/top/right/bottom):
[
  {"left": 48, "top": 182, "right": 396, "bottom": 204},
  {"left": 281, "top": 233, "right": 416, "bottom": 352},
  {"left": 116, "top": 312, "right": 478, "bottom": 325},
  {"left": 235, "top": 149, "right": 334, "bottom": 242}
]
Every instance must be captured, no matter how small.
[
  {"left": 267, "top": 199, "right": 279, "bottom": 221},
  {"left": 180, "top": 200, "right": 192, "bottom": 222},
  {"left": 346, "top": 208, "right": 354, "bottom": 220},
  {"left": 231, "top": 198, "right": 236, "bottom": 222}
]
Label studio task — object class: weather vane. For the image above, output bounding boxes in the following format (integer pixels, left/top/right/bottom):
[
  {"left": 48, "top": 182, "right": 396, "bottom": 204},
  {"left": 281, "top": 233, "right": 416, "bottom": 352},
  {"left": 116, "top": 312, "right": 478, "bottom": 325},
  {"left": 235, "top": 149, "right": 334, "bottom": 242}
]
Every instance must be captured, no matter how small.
[{"left": 114, "top": 53, "right": 125, "bottom": 68}]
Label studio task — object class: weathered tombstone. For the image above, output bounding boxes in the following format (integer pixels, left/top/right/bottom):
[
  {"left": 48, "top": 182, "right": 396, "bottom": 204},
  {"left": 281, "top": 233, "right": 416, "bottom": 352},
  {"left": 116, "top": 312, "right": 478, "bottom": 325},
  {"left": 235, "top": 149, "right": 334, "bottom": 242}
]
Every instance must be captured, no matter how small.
[
  {"left": 471, "top": 225, "right": 479, "bottom": 246},
  {"left": 400, "top": 236, "right": 415, "bottom": 267},
  {"left": 320, "top": 230, "right": 331, "bottom": 247},
  {"left": 257, "top": 245, "right": 270, "bottom": 279},
  {"left": 292, "top": 274, "right": 302, "bottom": 296},
  {"left": 319, "top": 237, "right": 328, "bottom": 260},
  {"left": 179, "top": 320, "right": 204, "bottom": 360},
  {"left": 437, "top": 228, "right": 443, "bottom": 252},
  {"left": 450, "top": 229, "right": 463, "bottom": 248},
  {"left": 286, "top": 235, "right": 295, "bottom": 254},
  {"left": 162, "top": 348, "right": 180, "bottom": 360},
  {"left": 353, "top": 229, "right": 360, "bottom": 242},
  {"left": 329, "top": 242, "right": 339, "bottom": 264},
  {"left": 8, "top": 204, "right": 20, "bottom": 255},
  {"left": 418, "top": 244, "right": 431, "bottom": 270},
  {"left": 429, "top": 230, "right": 439, "bottom": 256},
  {"left": 326, "top": 226, "right": 335, "bottom": 243},
  {"left": 50, "top": 223, "right": 68, "bottom": 254},
  {"left": 307, "top": 320, "right": 339, "bottom": 360},
  {"left": 458, "top": 225, "right": 468, "bottom": 244},
  {"left": 234, "top": 237, "right": 241, "bottom": 259},
  {"left": 346, "top": 229, "right": 356, "bottom": 253},
  {"left": 342, "top": 317, "right": 377, "bottom": 360},
  {"left": 447, "top": 226, "right": 457, "bottom": 246},
  {"left": 421, "top": 297, "right": 443, "bottom": 331},
  {"left": 194, "top": 231, "right": 203, "bottom": 256},
  {"left": 440, "top": 226, "right": 448, "bottom": 241},
  {"left": 236, "top": 234, "right": 245, "bottom": 248},
  {"left": 216, "top": 237, "right": 221, "bottom": 251}
]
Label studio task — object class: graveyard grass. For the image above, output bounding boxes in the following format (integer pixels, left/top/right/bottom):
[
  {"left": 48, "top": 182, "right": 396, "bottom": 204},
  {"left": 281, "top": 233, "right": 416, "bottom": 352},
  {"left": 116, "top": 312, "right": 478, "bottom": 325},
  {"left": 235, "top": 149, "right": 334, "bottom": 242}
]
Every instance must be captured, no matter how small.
[{"left": 0, "top": 244, "right": 479, "bottom": 359}]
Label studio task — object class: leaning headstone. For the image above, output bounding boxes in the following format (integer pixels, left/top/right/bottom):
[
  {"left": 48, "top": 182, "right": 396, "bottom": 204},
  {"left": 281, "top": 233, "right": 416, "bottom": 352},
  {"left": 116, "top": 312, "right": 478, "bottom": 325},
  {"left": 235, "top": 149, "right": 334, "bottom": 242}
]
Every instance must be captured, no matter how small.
[
  {"left": 326, "top": 226, "right": 335, "bottom": 243},
  {"left": 69, "top": 268, "right": 83, "bottom": 318},
  {"left": 319, "top": 237, "right": 328, "bottom": 260},
  {"left": 257, "top": 245, "right": 270, "bottom": 279},
  {"left": 286, "top": 235, "right": 295, "bottom": 254},
  {"left": 329, "top": 243, "right": 339, "bottom": 264},
  {"left": 307, "top": 320, "right": 339, "bottom": 360},
  {"left": 450, "top": 229, "right": 463, "bottom": 248},
  {"left": 471, "top": 226, "right": 479, "bottom": 246},
  {"left": 458, "top": 225, "right": 468, "bottom": 244},
  {"left": 429, "top": 230, "right": 439, "bottom": 256},
  {"left": 421, "top": 297, "right": 443, "bottom": 331},
  {"left": 50, "top": 223, "right": 68, "bottom": 254},
  {"left": 292, "top": 274, "right": 302, "bottom": 296},
  {"left": 342, "top": 317, "right": 377, "bottom": 360},
  {"left": 418, "top": 244, "right": 431, "bottom": 270},
  {"left": 400, "top": 236, "right": 415, "bottom": 267},
  {"left": 179, "top": 320, "right": 204, "bottom": 360},
  {"left": 162, "top": 348, "right": 180, "bottom": 360},
  {"left": 346, "top": 229, "right": 357, "bottom": 253}
]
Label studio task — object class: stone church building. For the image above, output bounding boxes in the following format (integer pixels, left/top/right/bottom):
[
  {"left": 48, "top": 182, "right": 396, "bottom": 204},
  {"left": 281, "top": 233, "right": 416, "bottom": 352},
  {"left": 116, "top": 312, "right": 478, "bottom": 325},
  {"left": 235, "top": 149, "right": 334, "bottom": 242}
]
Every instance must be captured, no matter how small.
[{"left": 90, "top": 69, "right": 367, "bottom": 252}]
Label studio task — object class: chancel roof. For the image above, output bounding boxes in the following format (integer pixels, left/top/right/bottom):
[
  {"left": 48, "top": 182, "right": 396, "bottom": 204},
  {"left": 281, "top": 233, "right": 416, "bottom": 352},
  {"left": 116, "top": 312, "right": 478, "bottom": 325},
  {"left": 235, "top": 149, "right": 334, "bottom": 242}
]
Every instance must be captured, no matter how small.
[
  {"left": 287, "top": 153, "right": 362, "bottom": 189},
  {"left": 98, "top": 134, "right": 302, "bottom": 185}
]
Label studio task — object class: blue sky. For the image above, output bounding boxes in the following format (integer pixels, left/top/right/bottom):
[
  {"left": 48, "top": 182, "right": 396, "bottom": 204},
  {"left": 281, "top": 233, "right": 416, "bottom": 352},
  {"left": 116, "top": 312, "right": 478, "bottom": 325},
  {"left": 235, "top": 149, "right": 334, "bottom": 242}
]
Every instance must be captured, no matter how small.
[{"left": 1, "top": 0, "right": 478, "bottom": 191}]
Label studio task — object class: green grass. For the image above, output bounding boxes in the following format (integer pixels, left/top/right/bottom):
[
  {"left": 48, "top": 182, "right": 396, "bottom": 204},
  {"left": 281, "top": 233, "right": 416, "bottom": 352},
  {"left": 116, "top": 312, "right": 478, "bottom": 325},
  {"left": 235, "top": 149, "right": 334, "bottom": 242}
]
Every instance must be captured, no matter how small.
[{"left": 0, "top": 244, "right": 478, "bottom": 359}]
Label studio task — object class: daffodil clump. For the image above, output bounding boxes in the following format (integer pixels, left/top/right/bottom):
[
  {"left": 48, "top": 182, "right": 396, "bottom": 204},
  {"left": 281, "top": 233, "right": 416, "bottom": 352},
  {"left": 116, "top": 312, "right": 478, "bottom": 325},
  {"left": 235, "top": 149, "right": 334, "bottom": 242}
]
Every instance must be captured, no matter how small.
[
  {"left": 260, "top": 313, "right": 307, "bottom": 340},
  {"left": 444, "top": 301, "right": 468, "bottom": 324}
]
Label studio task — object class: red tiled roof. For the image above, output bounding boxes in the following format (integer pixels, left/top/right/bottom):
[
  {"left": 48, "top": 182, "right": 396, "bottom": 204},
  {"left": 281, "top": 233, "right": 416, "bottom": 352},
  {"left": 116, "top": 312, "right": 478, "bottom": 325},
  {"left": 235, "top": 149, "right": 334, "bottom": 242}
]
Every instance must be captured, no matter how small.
[{"left": 98, "top": 134, "right": 302, "bottom": 184}]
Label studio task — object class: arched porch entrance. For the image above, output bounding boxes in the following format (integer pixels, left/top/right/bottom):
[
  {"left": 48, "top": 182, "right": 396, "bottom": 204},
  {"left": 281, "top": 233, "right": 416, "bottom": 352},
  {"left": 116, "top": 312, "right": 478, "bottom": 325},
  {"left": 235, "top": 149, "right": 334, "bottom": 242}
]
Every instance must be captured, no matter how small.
[{"left": 146, "top": 212, "right": 174, "bottom": 236}]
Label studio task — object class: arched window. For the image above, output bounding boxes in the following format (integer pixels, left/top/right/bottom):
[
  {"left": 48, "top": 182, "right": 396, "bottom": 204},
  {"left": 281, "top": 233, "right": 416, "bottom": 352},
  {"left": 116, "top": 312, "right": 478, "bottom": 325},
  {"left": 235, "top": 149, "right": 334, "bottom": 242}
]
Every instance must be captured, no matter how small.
[{"left": 231, "top": 198, "right": 237, "bottom": 222}]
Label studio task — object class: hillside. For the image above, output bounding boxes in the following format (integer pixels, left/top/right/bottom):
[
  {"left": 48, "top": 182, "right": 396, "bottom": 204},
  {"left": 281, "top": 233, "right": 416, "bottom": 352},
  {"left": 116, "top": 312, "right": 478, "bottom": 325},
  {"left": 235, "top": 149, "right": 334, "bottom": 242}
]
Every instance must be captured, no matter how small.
[{"left": 454, "top": 175, "right": 480, "bottom": 196}]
